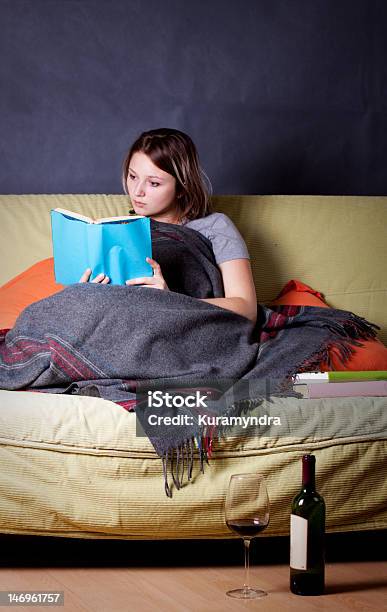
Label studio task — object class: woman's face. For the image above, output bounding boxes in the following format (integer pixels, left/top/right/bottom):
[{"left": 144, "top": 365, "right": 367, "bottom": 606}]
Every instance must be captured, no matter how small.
[{"left": 127, "top": 151, "right": 180, "bottom": 223}]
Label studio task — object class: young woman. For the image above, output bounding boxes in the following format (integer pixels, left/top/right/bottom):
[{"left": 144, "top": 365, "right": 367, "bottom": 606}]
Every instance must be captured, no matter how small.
[{"left": 80, "top": 128, "right": 257, "bottom": 323}]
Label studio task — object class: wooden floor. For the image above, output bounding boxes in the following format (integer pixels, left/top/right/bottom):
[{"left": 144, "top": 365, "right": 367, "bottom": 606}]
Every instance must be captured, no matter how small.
[{"left": 0, "top": 532, "right": 386, "bottom": 611}]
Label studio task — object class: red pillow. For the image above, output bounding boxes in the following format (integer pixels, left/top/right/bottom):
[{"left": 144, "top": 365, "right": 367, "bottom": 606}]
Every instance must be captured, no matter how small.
[
  {"left": 0, "top": 258, "right": 63, "bottom": 329},
  {"left": 269, "top": 280, "right": 387, "bottom": 371}
]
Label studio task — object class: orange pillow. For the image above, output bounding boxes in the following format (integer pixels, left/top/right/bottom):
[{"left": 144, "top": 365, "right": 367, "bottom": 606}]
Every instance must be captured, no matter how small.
[
  {"left": 269, "top": 279, "right": 330, "bottom": 308},
  {"left": 0, "top": 258, "right": 63, "bottom": 329},
  {"left": 319, "top": 339, "right": 387, "bottom": 371},
  {"left": 269, "top": 279, "right": 387, "bottom": 371}
]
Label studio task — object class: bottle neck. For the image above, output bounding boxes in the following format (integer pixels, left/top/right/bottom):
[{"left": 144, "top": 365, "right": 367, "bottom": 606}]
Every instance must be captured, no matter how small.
[{"left": 302, "top": 455, "right": 316, "bottom": 491}]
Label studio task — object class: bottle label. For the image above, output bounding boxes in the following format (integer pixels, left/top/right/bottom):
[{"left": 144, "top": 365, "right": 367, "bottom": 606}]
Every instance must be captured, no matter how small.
[{"left": 290, "top": 514, "right": 307, "bottom": 570}]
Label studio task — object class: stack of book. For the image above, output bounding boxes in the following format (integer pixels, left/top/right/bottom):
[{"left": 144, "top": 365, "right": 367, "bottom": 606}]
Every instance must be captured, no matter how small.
[{"left": 293, "top": 371, "right": 387, "bottom": 399}]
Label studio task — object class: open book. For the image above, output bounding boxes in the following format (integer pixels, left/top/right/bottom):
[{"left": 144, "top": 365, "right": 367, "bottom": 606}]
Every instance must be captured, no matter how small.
[{"left": 51, "top": 208, "right": 152, "bottom": 285}]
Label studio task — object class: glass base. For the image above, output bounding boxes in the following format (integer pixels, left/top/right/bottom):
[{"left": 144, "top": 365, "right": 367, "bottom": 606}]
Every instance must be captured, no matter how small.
[{"left": 226, "top": 587, "right": 267, "bottom": 599}]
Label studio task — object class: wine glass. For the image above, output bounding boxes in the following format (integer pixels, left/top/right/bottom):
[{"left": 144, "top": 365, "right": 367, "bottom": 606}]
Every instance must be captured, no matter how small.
[{"left": 225, "top": 473, "right": 270, "bottom": 599}]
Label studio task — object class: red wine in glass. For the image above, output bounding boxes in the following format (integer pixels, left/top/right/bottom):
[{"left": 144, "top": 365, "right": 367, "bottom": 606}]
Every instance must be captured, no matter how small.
[
  {"left": 226, "top": 518, "right": 268, "bottom": 538},
  {"left": 225, "top": 473, "right": 270, "bottom": 599}
]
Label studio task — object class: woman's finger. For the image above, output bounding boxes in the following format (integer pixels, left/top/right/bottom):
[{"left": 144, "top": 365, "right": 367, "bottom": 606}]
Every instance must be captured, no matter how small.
[
  {"left": 146, "top": 257, "right": 161, "bottom": 275},
  {"left": 126, "top": 277, "right": 154, "bottom": 286},
  {"left": 91, "top": 273, "right": 108, "bottom": 284},
  {"left": 79, "top": 269, "right": 109, "bottom": 284},
  {"left": 79, "top": 268, "right": 92, "bottom": 283}
]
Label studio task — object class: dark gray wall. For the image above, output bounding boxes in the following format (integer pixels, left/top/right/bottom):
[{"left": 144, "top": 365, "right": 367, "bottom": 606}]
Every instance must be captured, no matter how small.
[{"left": 1, "top": 0, "right": 386, "bottom": 195}]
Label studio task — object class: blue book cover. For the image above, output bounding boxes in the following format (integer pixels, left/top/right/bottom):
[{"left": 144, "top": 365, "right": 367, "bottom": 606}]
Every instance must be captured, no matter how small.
[{"left": 51, "top": 208, "right": 153, "bottom": 285}]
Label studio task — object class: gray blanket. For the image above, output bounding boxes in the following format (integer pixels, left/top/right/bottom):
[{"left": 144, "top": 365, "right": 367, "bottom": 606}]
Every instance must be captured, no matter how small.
[{"left": 0, "top": 220, "right": 379, "bottom": 496}]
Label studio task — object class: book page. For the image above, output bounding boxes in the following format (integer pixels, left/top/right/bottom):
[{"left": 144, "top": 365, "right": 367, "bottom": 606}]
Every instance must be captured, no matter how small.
[
  {"left": 95, "top": 214, "right": 144, "bottom": 223},
  {"left": 54, "top": 208, "right": 93, "bottom": 223},
  {"left": 54, "top": 208, "right": 144, "bottom": 224}
]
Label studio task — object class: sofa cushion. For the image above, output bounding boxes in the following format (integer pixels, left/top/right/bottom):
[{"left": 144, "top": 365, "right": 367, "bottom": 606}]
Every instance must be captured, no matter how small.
[{"left": 0, "top": 388, "right": 386, "bottom": 538}]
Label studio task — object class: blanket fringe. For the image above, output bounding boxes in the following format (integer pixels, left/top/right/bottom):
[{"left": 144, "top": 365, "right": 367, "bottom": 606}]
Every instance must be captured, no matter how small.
[
  {"left": 161, "top": 450, "right": 172, "bottom": 498},
  {"left": 160, "top": 398, "right": 266, "bottom": 497},
  {"left": 291, "top": 311, "right": 379, "bottom": 378},
  {"left": 161, "top": 434, "right": 211, "bottom": 497},
  {"left": 159, "top": 309, "right": 381, "bottom": 498}
]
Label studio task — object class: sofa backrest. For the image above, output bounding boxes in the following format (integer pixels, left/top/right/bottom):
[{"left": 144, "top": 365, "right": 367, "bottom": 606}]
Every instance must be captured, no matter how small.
[{"left": 1, "top": 194, "right": 386, "bottom": 343}]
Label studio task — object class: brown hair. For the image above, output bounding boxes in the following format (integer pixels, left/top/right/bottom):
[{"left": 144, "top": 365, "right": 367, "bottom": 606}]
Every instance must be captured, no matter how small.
[{"left": 122, "top": 128, "right": 212, "bottom": 221}]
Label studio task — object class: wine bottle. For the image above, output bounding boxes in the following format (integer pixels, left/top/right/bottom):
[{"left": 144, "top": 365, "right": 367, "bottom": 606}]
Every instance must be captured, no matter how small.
[{"left": 290, "top": 454, "right": 325, "bottom": 595}]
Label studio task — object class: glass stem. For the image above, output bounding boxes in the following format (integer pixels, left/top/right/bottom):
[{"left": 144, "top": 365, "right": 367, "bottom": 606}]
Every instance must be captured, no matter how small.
[{"left": 243, "top": 538, "right": 251, "bottom": 592}]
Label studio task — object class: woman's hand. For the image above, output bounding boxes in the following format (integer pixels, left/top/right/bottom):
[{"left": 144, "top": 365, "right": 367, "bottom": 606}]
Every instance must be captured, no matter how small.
[
  {"left": 125, "top": 257, "right": 169, "bottom": 291},
  {"left": 79, "top": 268, "right": 110, "bottom": 284}
]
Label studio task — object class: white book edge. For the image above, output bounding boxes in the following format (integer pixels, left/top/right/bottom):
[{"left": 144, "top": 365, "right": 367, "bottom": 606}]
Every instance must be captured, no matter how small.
[
  {"left": 53, "top": 208, "right": 145, "bottom": 224},
  {"left": 293, "top": 372, "right": 329, "bottom": 384}
]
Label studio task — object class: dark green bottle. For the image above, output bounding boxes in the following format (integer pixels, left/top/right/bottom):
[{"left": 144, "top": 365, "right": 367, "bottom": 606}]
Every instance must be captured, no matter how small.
[{"left": 290, "top": 454, "right": 325, "bottom": 595}]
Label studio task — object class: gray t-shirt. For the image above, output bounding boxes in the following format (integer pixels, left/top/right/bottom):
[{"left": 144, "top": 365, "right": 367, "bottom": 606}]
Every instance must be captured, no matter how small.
[{"left": 183, "top": 212, "right": 250, "bottom": 264}]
